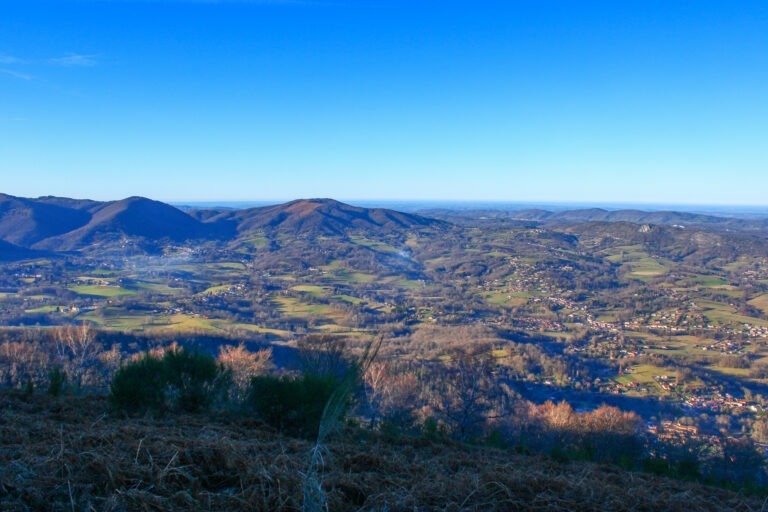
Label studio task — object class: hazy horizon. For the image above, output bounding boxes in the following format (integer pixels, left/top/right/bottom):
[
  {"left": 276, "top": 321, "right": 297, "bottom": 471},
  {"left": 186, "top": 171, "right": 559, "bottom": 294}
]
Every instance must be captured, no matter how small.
[{"left": 170, "top": 198, "right": 768, "bottom": 218}]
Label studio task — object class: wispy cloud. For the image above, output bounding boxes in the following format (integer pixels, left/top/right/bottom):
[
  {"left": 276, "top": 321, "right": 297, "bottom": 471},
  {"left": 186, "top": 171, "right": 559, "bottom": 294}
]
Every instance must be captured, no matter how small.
[
  {"left": 0, "top": 68, "right": 33, "bottom": 81},
  {"left": 49, "top": 54, "right": 98, "bottom": 67},
  {"left": 0, "top": 55, "right": 21, "bottom": 65},
  {"left": 1, "top": 52, "right": 99, "bottom": 82}
]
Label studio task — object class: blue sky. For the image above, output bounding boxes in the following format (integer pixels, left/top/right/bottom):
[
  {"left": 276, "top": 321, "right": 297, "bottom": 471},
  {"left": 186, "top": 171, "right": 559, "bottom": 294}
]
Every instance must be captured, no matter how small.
[{"left": 1, "top": 0, "right": 767, "bottom": 204}]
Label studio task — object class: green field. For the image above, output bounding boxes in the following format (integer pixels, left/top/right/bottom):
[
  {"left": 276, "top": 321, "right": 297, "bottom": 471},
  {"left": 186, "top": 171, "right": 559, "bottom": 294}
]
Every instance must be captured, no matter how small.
[
  {"left": 78, "top": 309, "right": 155, "bottom": 330},
  {"left": 349, "top": 236, "right": 398, "bottom": 254},
  {"left": 240, "top": 235, "right": 269, "bottom": 249},
  {"left": 706, "top": 365, "right": 752, "bottom": 378},
  {"left": 691, "top": 277, "right": 730, "bottom": 287},
  {"left": 319, "top": 263, "right": 377, "bottom": 284},
  {"left": 615, "top": 364, "right": 675, "bottom": 394},
  {"left": 647, "top": 335, "right": 715, "bottom": 358},
  {"left": 395, "top": 279, "right": 422, "bottom": 289},
  {"left": 292, "top": 285, "right": 328, "bottom": 297},
  {"left": 69, "top": 285, "right": 137, "bottom": 298},
  {"left": 603, "top": 246, "right": 669, "bottom": 280},
  {"left": 333, "top": 294, "right": 363, "bottom": 304},
  {"left": 273, "top": 296, "right": 342, "bottom": 320},
  {"left": 290, "top": 285, "right": 365, "bottom": 306},
  {"left": 603, "top": 245, "right": 644, "bottom": 263},
  {"left": 199, "top": 284, "right": 236, "bottom": 295},
  {"left": 748, "top": 294, "right": 768, "bottom": 315},
  {"left": 347, "top": 272, "right": 377, "bottom": 284},
  {"left": 485, "top": 291, "right": 529, "bottom": 308},
  {"left": 24, "top": 305, "right": 62, "bottom": 314},
  {"left": 700, "top": 300, "right": 768, "bottom": 328},
  {"left": 626, "top": 258, "right": 668, "bottom": 279},
  {"left": 133, "top": 282, "right": 184, "bottom": 295},
  {"left": 79, "top": 306, "right": 291, "bottom": 336},
  {"left": 206, "top": 262, "right": 246, "bottom": 271}
]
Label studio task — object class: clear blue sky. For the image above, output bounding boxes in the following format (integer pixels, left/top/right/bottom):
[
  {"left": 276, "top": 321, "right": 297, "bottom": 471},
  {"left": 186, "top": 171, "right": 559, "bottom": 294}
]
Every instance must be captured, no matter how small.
[{"left": 1, "top": 0, "right": 767, "bottom": 204}]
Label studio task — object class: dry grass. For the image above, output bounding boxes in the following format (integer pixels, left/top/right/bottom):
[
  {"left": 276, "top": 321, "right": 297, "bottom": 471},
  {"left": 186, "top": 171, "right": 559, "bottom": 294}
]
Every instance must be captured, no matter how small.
[{"left": 0, "top": 390, "right": 765, "bottom": 512}]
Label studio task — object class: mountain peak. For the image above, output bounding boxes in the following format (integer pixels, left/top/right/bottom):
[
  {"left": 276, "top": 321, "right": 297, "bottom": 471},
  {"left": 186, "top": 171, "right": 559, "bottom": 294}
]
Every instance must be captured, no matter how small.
[
  {"left": 0, "top": 194, "right": 447, "bottom": 252},
  {"left": 282, "top": 198, "right": 340, "bottom": 217},
  {"left": 227, "top": 198, "right": 446, "bottom": 236}
]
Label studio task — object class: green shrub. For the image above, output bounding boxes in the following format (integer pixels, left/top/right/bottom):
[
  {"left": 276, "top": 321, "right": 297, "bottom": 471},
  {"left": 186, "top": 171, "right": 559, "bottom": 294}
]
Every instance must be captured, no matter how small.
[
  {"left": 109, "top": 354, "right": 166, "bottom": 411},
  {"left": 248, "top": 374, "right": 346, "bottom": 438},
  {"left": 161, "top": 349, "right": 222, "bottom": 412},
  {"left": 110, "top": 348, "right": 226, "bottom": 413},
  {"left": 47, "top": 367, "right": 67, "bottom": 397}
]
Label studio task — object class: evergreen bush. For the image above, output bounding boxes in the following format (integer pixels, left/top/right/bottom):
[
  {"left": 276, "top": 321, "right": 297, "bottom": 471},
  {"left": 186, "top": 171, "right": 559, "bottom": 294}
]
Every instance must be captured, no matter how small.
[
  {"left": 109, "top": 348, "right": 225, "bottom": 413},
  {"left": 248, "top": 374, "right": 345, "bottom": 438},
  {"left": 47, "top": 367, "right": 67, "bottom": 397}
]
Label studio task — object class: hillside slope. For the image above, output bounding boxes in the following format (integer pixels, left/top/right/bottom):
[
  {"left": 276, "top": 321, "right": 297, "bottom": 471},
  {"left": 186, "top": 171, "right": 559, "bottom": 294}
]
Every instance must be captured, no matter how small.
[
  {"left": 0, "top": 239, "right": 43, "bottom": 261},
  {"left": 0, "top": 390, "right": 761, "bottom": 512},
  {"left": 0, "top": 194, "right": 446, "bottom": 253},
  {"left": 561, "top": 221, "right": 768, "bottom": 262},
  {"left": 32, "top": 196, "right": 213, "bottom": 251},
  {"left": 205, "top": 198, "right": 446, "bottom": 237},
  {"left": 0, "top": 193, "right": 92, "bottom": 247}
]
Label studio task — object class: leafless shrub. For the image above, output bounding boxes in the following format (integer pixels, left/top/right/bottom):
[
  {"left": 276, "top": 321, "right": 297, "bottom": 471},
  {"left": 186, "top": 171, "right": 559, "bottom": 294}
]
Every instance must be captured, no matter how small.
[
  {"left": 296, "top": 334, "right": 349, "bottom": 377},
  {"left": 0, "top": 340, "right": 51, "bottom": 388},
  {"left": 53, "top": 323, "right": 103, "bottom": 387},
  {"left": 218, "top": 344, "right": 273, "bottom": 394},
  {"left": 422, "top": 348, "right": 510, "bottom": 440},
  {"left": 363, "top": 359, "right": 421, "bottom": 429}
]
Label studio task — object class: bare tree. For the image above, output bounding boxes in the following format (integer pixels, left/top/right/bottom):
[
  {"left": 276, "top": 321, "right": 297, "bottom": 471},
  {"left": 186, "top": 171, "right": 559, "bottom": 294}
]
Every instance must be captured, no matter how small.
[
  {"left": 297, "top": 334, "right": 349, "bottom": 377},
  {"left": 54, "top": 323, "right": 101, "bottom": 388},
  {"left": 363, "top": 360, "right": 387, "bottom": 428},
  {"left": 0, "top": 340, "right": 51, "bottom": 388},
  {"left": 218, "top": 344, "right": 273, "bottom": 394},
  {"left": 425, "top": 349, "right": 508, "bottom": 440}
]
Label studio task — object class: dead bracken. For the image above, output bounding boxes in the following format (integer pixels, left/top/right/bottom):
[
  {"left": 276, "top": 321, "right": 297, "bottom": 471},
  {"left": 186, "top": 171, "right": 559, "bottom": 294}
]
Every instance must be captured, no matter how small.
[{"left": 0, "top": 390, "right": 762, "bottom": 512}]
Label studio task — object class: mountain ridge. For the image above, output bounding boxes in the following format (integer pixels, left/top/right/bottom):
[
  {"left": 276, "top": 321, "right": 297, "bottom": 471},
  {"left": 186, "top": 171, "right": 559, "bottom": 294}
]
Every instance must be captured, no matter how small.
[
  {"left": 214, "top": 198, "right": 445, "bottom": 236},
  {"left": 0, "top": 194, "right": 446, "bottom": 254},
  {"left": 33, "top": 196, "right": 214, "bottom": 251}
]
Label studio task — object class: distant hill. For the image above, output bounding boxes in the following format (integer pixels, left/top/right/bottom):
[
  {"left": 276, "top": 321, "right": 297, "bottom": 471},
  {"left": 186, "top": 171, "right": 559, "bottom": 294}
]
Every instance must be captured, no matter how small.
[
  {"left": 33, "top": 195, "right": 103, "bottom": 212},
  {"left": 34, "top": 197, "right": 214, "bottom": 251},
  {"left": 516, "top": 208, "right": 765, "bottom": 228},
  {"left": 0, "top": 193, "right": 92, "bottom": 247},
  {"left": 0, "top": 195, "right": 446, "bottom": 253},
  {"left": 561, "top": 221, "right": 768, "bottom": 263},
  {"left": 201, "top": 198, "right": 446, "bottom": 237},
  {"left": 421, "top": 207, "right": 768, "bottom": 232}
]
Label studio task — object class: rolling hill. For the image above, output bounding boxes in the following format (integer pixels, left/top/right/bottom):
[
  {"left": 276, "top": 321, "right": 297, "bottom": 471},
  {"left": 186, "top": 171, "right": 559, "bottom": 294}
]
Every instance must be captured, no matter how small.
[
  {"left": 198, "top": 198, "right": 446, "bottom": 237},
  {"left": 422, "top": 206, "right": 768, "bottom": 232},
  {"left": 33, "top": 196, "right": 214, "bottom": 251},
  {"left": 0, "top": 193, "right": 92, "bottom": 247},
  {"left": 561, "top": 220, "right": 768, "bottom": 264},
  {"left": 0, "top": 195, "right": 447, "bottom": 254}
]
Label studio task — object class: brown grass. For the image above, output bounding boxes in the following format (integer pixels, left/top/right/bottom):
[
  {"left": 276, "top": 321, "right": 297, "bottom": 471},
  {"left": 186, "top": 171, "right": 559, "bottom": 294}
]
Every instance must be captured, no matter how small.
[{"left": 0, "top": 390, "right": 764, "bottom": 511}]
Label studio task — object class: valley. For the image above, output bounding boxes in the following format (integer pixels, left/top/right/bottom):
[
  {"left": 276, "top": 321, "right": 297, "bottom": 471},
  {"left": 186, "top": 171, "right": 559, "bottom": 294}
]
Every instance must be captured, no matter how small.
[{"left": 3, "top": 193, "right": 768, "bottom": 477}]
